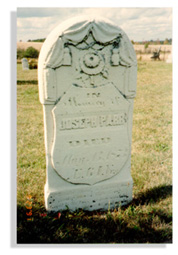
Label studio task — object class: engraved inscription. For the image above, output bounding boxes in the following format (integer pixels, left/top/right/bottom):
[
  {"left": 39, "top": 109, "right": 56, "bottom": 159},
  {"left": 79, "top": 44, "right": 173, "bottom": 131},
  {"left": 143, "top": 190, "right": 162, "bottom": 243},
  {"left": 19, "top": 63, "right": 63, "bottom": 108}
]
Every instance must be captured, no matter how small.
[
  {"left": 60, "top": 147, "right": 129, "bottom": 183},
  {"left": 51, "top": 83, "right": 130, "bottom": 185},
  {"left": 62, "top": 149, "right": 123, "bottom": 166},
  {"left": 68, "top": 137, "right": 111, "bottom": 147},
  {"left": 87, "top": 92, "right": 100, "bottom": 98},
  {"left": 59, "top": 113, "right": 127, "bottom": 130},
  {"left": 63, "top": 96, "right": 105, "bottom": 107},
  {"left": 62, "top": 94, "right": 121, "bottom": 108},
  {"left": 74, "top": 164, "right": 116, "bottom": 180}
]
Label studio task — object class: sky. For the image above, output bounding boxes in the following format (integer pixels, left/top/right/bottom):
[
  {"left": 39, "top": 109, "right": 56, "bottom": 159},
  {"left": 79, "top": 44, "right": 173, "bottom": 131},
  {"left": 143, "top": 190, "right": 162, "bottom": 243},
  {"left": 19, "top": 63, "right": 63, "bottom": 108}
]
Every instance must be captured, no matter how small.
[{"left": 17, "top": 7, "right": 172, "bottom": 42}]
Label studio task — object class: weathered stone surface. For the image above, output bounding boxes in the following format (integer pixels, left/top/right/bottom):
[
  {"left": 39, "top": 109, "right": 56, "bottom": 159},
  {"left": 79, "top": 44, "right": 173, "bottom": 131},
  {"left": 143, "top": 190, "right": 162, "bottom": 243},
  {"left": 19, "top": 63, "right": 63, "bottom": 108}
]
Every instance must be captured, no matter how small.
[
  {"left": 21, "top": 58, "right": 29, "bottom": 70},
  {"left": 38, "top": 16, "right": 137, "bottom": 211}
]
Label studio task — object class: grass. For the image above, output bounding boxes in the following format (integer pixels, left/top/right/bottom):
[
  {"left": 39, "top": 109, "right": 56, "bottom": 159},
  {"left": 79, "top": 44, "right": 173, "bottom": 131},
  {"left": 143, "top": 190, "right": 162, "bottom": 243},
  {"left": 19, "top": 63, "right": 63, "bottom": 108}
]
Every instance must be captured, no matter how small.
[
  {"left": 17, "top": 63, "right": 38, "bottom": 84},
  {"left": 17, "top": 60, "right": 172, "bottom": 244}
]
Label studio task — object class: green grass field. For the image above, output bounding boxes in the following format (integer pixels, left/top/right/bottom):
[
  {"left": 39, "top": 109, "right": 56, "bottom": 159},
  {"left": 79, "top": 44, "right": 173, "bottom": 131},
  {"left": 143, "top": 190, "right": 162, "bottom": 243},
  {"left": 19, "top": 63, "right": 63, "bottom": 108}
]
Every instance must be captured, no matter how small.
[{"left": 17, "top": 61, "right": 172, "bottom": 244}]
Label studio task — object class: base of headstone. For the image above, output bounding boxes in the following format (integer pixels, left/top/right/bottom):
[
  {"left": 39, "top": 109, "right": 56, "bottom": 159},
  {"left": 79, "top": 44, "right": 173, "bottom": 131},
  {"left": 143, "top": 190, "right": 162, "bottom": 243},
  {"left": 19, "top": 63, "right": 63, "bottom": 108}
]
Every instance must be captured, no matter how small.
[{"left": 44, "top": 161, "right": 133, "bottom": 212}]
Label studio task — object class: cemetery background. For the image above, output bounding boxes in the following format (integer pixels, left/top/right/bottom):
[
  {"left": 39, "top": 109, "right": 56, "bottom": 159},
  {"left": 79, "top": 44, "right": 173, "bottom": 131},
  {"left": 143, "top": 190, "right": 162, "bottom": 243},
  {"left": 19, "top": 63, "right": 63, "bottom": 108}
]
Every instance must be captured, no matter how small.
[
  {"left": 17, "top": 41, "right": 172, "bottom": 62},
  {"left": 17, "top": 40, "right": 172, "bottom": 243}
]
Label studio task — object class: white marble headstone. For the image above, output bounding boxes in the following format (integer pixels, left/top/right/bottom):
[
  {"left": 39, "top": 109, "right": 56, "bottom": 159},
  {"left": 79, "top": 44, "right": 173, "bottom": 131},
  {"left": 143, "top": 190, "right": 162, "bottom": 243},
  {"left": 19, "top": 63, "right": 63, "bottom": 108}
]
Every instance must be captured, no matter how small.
[
  {"left": 38, "top": 16, "right": 137, "bottom": 211},
  {"left": 21, "top": 58, "right": 29, "bottom": 70}
]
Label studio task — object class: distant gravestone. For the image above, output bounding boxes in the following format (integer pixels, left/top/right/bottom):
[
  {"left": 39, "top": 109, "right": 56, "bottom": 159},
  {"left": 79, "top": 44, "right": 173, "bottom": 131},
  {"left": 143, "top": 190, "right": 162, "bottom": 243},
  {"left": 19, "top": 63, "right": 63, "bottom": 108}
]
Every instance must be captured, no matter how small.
[
  {"left": 21, "top": 58, "right": 29, "bottom": 70},
  {"left": 38, "top": 16, "right": 137, "bottom": 211}
]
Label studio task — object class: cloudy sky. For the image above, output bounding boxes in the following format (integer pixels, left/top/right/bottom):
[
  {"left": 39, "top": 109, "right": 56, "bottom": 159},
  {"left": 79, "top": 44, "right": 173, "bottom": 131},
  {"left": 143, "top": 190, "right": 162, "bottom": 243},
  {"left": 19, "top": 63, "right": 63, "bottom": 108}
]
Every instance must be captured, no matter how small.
[{"left": 17, "top": 7, "right": 172, "bottom": 42}]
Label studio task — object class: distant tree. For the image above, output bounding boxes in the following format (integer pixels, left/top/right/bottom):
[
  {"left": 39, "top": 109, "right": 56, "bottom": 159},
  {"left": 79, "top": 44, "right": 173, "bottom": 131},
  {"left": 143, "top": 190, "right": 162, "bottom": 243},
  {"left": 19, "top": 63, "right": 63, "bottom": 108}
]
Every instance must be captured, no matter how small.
[
  {"left": 24, "top": 47, "right": 39, "bottom": 58},
  {"left": 144, "top": 42, "right": 150, "bottom": 51},
  {"left": 164, "top": 38, "right": 169, "bottom": 45},
  {"left": 28, "top": 39, "right": 32, "bottom": 42},
  {"left": 17, "top": 48, "right": 25, "bottom": 59},
  {"left": 32, "top": 38, "right": 46, "bottom": 42},
  {"left": 168, "top": 38, "right": 172, "bottom": 45},
  {"left": 131, "top": 40, "right": 134, "bottom": 44}
]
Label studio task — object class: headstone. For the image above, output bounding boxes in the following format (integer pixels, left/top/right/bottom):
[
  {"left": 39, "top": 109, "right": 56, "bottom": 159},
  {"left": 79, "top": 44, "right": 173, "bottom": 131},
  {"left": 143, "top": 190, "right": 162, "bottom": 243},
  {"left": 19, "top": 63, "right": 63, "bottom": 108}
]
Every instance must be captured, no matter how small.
[
  {"left": 38, "top": 16, "right": 137, "bottom": 211},
  {"left": 21, "top": 58, "right": 29, "bottom": 70}
]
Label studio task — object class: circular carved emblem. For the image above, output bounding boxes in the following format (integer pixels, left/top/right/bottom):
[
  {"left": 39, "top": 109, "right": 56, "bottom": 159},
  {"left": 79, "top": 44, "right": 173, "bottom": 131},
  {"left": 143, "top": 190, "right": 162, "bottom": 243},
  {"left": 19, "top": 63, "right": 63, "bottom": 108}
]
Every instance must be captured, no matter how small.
[
  {"left": 84, "top": 53, "right": 100, "bottom": 68},
  {"left": 80, "top": 52, "right": 105, "bottom": 75}
]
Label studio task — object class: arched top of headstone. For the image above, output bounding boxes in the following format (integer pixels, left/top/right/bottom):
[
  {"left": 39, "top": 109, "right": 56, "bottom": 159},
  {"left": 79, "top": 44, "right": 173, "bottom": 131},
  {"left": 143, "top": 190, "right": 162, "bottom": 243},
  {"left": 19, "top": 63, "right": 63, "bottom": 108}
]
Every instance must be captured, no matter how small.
[
  {"left": 21, "top": 58, "right": 28, "bottom": 61},
  {"left": 39, "top": 15, "right": 137, "bottom": 69},
  {"left": 38, "top": 16, "right": 137, "bottom": 104}
]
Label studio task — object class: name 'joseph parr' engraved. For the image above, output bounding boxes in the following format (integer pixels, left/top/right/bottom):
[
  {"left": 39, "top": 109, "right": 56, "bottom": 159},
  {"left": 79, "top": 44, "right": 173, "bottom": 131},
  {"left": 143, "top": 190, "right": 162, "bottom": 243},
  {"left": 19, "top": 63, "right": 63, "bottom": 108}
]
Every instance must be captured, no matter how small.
[{"left": 59, "top": 113, "right": 127, "bottom": 130}]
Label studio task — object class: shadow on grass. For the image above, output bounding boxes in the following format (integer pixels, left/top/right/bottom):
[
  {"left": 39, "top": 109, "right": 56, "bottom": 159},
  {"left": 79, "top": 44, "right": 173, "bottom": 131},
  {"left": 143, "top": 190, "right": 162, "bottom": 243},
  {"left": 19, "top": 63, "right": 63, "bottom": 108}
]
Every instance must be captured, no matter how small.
[
  {"left": 132, "top": 184, "right": 172, "bottom": 206},
  {"left": 17, "top": 184, "right": 172, "bottom": 244},
  {"left": 17, "top": 80, "right": 38, "bottom": 85}
]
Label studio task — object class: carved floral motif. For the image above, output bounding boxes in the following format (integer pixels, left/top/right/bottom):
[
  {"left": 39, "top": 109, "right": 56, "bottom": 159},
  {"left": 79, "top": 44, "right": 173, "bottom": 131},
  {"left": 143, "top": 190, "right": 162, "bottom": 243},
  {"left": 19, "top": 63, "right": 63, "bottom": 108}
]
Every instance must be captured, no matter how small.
[{"left": 80, "top": 51, "right": 105, "bottom": 75}]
